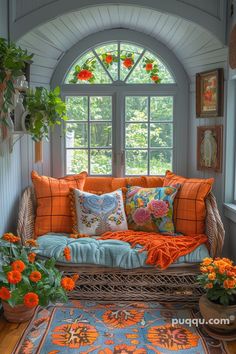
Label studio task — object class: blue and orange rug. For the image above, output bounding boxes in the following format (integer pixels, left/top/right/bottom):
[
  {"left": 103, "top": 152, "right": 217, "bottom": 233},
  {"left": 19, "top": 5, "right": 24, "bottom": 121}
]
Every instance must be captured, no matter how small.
[{"left": 13, "top": 301, "right": 227, "bottom": 354}]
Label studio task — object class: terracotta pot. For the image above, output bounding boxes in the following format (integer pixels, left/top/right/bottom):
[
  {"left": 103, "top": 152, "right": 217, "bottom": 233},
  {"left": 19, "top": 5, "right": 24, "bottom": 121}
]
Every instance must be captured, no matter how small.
[
  {"left": 2, "top": 301, "right": 35, "bottom": 323},
  {"left": 199, "top": 294, "right": 236, "bottom": 333}
]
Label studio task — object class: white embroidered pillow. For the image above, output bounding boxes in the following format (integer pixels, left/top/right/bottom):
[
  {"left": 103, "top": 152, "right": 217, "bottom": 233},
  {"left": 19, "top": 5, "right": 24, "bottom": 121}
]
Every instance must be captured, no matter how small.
[{"left": 72, "top": 189, "right": 128, "bottom": 236}]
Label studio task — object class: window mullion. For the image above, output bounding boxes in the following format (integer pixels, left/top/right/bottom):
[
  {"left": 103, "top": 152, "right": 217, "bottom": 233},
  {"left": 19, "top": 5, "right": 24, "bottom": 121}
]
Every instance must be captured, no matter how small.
[
  {"left": 88, "top": 96, "right": 91, "bottom": 175},
  {"left": 92, "top": 49, "right": 114, "bottom": 83}
]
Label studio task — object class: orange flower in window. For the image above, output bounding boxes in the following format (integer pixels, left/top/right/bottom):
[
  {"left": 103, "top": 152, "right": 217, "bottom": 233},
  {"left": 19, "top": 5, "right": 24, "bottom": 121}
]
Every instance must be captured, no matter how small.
[
  {"left": 7, "top": 270, "right": 22, "bottom": 284},
  {"left": 25, "top": 239, "right": 38, "bottom": 247},
  {"left": 0, "top": 286, "right": 11, "bottom": 301},
  {"left": 29, "top": 271, "right": 42, "bottom": 282},
  {"left": 11, "top": 260, "right": 26, "bottom": 272},
  {"left": 145, "top": 63, "right": 153, "bottom": 71},
  {"left": 123, "top": 58, "right": 134, "bottom": 68},
  {"left": 105, "top": 54, "right": 113, "bottom": 64},
  {"left": 61, "top": 277, "right": 75, "bottom": 291},
  {"left": 24, "top": 292, "right": 39, "bottom": 308},
  {"left": 103, "top": 309, "right": 144, "bottom": 328},
  {"left": 63, "top": 246, "right": 71, "bottom": 262},
  {"left": 3, "top": 233, "right": 21, "bottom": 243},
  {"left": 28, "top": 252, "right": 36, "bottom": 263},
  {"left": 77, "top": 69, "right": 93, "bottom": 81},
  {"left": 151, "top": 75, "right": 159, "bottom": 82}
]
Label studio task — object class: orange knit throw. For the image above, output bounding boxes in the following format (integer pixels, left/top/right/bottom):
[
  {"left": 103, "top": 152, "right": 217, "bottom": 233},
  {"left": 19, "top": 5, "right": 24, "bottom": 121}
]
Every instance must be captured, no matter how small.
[{"left": 100, "top": 231, "right": 208, "bottom": 269}]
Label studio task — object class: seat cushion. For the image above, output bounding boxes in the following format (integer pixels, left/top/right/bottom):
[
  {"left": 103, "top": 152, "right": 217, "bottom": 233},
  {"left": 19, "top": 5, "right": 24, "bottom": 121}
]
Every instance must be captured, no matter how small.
[
  {"left": 37, "top": 234, "right": 209, "bottom": 269},
  {"left": 163, "top": 171, "right": 214, "bottom": 235},
  {"left": 32, "top": 171, "right": 87, "bottom": 237}
]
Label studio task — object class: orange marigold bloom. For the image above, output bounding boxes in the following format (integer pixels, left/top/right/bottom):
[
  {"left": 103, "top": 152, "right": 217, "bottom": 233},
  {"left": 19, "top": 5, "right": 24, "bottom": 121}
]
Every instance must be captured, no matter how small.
[
  {"left": 29, "top": 271, "right": 42, "bottom": 283},
  {"left": 24, "top": 292, "right": 39, "bottom": 308},
  {"left": 223, "top": 279, "right": 236, "bottom": 289},
  {"left": 28, "top": 252, "right": 36, "bottom": 263},
  {"left": 25, "top": 239, "right": 38, "bottom": 247},
  {"left": 200, "top": 266, "right": 208, "bottom": 273},
  {"left": 205, "top": 283, "right": 213, "bottom": 289},
  {"left": 3, "top": 233, "right": 21, "bottom": 243},
  {"left": 11, "top": 260, "right": 26, "bottom": 273},
  {"left": 0, "top": 287, "right": 11, "bottom": 301},
  {"left": 7, "top": 270, "right": 22, "bottom": 284},
  {"left": 208, "top": 272, "right": 216, "bottom": 281},
  {"left": 61, "top": 277, "right": 75, "bottom": 291},
  {"left": 202, "top": 257, "right": 213, "bottom": 266},
  {"left": 63, "top": 246, "right": 71, "bottom": 262},
  {"left": 207, "top": 266, "right": 214, "bottom": 272}
]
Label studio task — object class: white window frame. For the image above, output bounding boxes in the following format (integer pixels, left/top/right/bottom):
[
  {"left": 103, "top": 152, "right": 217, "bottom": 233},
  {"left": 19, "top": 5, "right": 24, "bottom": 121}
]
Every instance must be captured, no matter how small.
[{"left": 51, "top": 30, "right": 189, "bottom": 178}]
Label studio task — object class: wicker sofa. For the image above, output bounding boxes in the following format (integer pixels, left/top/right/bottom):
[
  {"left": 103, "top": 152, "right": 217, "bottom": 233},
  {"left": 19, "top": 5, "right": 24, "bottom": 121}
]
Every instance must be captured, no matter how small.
[{"left": 17, "top": 177, "right": 225, "bottom": 302}]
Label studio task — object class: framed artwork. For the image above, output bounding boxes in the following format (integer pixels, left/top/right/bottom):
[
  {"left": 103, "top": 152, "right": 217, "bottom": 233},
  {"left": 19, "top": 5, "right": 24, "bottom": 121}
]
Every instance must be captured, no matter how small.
[
  {"left": 196, "top": 68, "right": 224, "bottom": 117},
  {"left": 197, "top": 125, "right": 223, "bottom": 172}
]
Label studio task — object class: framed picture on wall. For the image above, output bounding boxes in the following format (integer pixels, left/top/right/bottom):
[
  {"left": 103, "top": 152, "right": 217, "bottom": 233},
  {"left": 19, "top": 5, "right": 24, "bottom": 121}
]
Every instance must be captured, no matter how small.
[
  {"left": 196, "top": 68, "right": 224, "bottom": 117},
  {"left": 197, "top": 125, "right": 223, "bottom": 172}
]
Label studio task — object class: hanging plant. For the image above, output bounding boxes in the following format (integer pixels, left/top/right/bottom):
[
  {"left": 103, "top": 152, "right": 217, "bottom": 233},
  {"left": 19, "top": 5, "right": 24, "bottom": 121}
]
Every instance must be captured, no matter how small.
[
  {"left": 23, "top": 86, "right": 67, "bottom": 142},
  {"left": 143, "top": 58, "right": 162, "bottom": 84},
  {"left": 0, "top": 38, "right": 33, "bottom": 119},
  {"left": 120, "top": 52, "right": 134, "bottom": 69},
  {"left": 69, "top": 58, "right": 96, "bottom": 83}
]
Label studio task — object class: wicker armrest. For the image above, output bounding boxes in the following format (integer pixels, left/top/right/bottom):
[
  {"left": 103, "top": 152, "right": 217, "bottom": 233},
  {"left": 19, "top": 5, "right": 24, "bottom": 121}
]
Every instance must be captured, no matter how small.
[
  {"left": 17, "top": 187, "right": 36, "bottom": 243},
  {"left": 205, "top": 192, "right": 225, "bottom": 258}
]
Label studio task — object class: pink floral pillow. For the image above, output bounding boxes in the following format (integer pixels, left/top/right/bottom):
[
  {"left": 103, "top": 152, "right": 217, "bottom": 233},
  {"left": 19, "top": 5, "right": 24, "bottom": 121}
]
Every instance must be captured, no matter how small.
[{"left": 125, "top": 186, "right": 179, "bottom": 233}]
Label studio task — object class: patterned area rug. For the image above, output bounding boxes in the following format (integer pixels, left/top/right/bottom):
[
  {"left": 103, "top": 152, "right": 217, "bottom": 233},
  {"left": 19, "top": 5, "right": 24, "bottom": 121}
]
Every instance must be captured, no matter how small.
[{"left": 13, "top": 301, "right": 227, "bottom": 354}]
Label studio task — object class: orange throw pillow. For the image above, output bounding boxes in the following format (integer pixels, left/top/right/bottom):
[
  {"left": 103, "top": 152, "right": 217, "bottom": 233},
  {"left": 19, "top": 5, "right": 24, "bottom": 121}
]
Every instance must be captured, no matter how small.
[
  {"left": 32, "top": 171, "right": 87, "bottom": 237},
  {"left": 141, "top": 176, "right": 164, "bottom": 188},
  {"left": 163, "top": 171, "right": 214, "bottom": 235}
]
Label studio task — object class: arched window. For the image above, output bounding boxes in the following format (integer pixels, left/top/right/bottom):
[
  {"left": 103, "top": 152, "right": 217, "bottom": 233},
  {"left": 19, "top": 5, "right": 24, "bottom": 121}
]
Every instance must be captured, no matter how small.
[{"left": 53, "top": 33, "right": 188, "bottom": 178}]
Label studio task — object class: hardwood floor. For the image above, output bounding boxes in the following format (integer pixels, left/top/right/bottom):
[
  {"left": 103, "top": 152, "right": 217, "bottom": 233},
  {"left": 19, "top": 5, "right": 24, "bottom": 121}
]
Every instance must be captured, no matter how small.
[{"left": 0, "top": 314, "right": 236, "bottom": 353}]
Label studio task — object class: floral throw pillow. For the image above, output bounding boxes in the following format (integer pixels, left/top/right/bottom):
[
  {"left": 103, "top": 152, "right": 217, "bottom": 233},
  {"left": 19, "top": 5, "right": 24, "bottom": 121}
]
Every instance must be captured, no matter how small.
[
  {"left": 72, "top": 189, "right": 128, "bottom": 236},
  {"left": 126, "top": 186, "right": 179, "bottom": 233}
]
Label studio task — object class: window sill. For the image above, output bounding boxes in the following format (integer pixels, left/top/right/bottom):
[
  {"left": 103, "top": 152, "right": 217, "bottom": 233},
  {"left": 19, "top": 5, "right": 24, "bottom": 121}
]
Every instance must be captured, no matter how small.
[{"left": 224, "top": 203, "right": 236, "bottom": 223}]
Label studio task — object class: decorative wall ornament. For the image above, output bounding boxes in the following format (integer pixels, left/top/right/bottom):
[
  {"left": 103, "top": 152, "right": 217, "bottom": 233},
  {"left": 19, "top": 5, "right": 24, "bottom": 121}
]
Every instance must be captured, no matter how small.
[
  {"left": 197, "top": 125, "right": 223, "bottom": 173},
  {"left": 196, "top": 69, "right": 224, "bottom": 118}
]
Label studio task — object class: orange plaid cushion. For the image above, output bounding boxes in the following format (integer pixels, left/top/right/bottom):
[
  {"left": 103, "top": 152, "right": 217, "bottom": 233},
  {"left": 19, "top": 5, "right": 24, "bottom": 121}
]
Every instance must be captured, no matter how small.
[
  {"left": 141, "top": 176, "right": 164, "bottom": 188},
  {"left": 163, "top": 171, "right": 214, "bottom": 235},
  {"left": 32, "top": 171, "right": 87, "bottom": 237}
]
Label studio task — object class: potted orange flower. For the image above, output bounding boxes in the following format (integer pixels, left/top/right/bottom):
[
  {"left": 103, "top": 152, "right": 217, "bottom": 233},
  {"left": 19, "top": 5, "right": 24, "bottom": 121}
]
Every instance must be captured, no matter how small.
[
  {"left": 0, "top": 233, "right": 78, "bottom": 322},
  {"left": 198, "top": 257, "right": 236, "bottom": 333}
]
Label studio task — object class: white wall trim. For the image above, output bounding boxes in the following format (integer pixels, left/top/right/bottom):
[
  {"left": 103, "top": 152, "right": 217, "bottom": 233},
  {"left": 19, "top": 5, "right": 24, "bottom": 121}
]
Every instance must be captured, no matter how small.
[{"left": 10, "top": 0, "right": 227, "bottom": 44}]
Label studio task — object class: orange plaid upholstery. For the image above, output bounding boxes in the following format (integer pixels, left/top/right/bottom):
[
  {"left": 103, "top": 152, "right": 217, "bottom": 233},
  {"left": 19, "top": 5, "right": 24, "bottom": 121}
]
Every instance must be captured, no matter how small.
[
  {"left": 163, "top": 171, "right": 214, "bottom": 235},
  {"left": 141, "top": 176, "right": 164, "bottom": 188},
  {"left": 32, "top": 171, "right": 87, "bottom": 237}
]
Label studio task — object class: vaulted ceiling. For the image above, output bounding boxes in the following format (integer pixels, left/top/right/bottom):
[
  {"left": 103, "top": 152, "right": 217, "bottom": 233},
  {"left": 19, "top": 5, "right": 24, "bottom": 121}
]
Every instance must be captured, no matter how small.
[{"left": 17, "top": 5, "right": 228, "bottom": 87}]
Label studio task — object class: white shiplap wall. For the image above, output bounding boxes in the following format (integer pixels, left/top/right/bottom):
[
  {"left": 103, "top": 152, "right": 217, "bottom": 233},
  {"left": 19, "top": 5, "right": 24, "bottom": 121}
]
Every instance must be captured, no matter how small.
[
  {"left": 16, "top": 5, "right": 228, "bottom": 87},
  {"left": 0, "top": 0, "right": 51, "bottom": 234}
]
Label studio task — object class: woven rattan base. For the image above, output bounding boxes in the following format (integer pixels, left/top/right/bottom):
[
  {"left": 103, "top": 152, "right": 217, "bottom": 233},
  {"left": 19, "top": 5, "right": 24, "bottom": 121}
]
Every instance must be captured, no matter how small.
[{"left": 57, "top": 264, "right": 204, "bottom": 302}]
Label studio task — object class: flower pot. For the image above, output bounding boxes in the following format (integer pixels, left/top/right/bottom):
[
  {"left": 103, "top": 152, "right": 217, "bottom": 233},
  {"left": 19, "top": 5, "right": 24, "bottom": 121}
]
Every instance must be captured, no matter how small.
[
  {"left": 2, "top": 301, "right": 35, "bottom": 323},
  {"left": 199, "top": 294, "right": 236, "bottom": 333}
]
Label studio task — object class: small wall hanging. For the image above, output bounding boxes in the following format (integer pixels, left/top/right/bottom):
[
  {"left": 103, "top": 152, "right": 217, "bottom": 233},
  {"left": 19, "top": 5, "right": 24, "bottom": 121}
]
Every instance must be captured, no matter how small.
[
  {"left": 196, "top": 69, "right": 224, "bottom": 117},
  {"left": 197, "top": 125, "right": 223, "bottom": 172}
]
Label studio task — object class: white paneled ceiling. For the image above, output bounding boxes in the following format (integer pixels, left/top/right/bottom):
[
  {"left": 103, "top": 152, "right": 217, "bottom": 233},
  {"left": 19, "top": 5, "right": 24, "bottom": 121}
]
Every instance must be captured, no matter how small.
[{"left": 17, "top": 5, "right": 228, "bottom": 87}]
